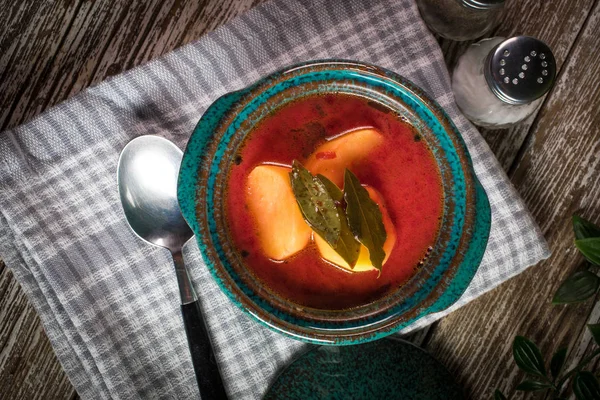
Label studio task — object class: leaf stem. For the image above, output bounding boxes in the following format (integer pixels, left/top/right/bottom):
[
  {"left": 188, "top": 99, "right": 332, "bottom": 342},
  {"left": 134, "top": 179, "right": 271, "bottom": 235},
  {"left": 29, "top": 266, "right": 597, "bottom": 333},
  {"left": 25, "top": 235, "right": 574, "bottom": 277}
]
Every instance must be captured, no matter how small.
[
  {"left": 530, "top": 373, "right": 558, "bottom": 391},
  {"left": 540, "top": 374, "right": 558, "bottom": 390},
  {"left": 556, "top": 348, "right": 600, "bottom": 391}
]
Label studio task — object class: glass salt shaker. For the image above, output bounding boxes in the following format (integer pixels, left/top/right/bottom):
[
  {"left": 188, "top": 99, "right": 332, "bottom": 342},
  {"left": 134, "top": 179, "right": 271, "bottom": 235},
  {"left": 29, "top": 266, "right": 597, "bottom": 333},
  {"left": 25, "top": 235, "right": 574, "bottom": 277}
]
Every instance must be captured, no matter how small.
[
  {"left": 416, "top": 0, "right": 505, "bottom": 41},
  {"left": 452, "top": 36, "right": 556, "bottom": 128}
]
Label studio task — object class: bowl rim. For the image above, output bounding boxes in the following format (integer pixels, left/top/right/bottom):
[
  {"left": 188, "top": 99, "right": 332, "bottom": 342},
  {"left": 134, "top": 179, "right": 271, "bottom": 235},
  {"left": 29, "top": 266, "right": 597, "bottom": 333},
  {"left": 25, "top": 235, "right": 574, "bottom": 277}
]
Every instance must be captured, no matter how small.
[{"left": 178, "top": 59, "right": 491, "bottom": 345}]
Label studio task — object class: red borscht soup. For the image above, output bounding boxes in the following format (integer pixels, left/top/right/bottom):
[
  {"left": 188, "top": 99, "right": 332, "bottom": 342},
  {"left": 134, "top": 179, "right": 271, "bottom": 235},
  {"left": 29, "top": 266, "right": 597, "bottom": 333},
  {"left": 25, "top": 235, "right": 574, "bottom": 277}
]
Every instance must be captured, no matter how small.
[{"left": 226, "top": 93, "right": 443, "bottom": 310}]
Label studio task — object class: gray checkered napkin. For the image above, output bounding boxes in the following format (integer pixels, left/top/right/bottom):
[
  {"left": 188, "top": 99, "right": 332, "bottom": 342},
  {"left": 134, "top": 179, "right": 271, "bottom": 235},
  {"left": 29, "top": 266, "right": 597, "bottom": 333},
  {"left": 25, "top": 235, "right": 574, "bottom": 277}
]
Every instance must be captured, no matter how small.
[{"left": 0, "top": 0, "right": 550, "bottom": 398}]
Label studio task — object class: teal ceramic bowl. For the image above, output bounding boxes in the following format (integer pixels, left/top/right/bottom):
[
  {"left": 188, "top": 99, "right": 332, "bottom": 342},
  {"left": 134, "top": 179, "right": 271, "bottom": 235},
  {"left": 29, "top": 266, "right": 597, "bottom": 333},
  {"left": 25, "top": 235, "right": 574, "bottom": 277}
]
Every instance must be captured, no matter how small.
[{"left": 178, "top": 60, "right": 491, "bottom": 345}]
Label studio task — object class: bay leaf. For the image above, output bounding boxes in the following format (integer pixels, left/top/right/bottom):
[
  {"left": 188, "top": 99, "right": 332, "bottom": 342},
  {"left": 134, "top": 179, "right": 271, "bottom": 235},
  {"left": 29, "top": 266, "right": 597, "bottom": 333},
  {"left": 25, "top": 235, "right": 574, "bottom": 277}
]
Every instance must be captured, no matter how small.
[
  {"left": 343, "top": 169, "right": 387, "bottom": 272},
  {"left": 290, "top": 161, "right": 340, "bottom": 245},
  {"left": 317, "top": 174, "right": 360, "bottom": 267},
  {"left": 317, "top": 174, "right": 343, "bottom": 202}
]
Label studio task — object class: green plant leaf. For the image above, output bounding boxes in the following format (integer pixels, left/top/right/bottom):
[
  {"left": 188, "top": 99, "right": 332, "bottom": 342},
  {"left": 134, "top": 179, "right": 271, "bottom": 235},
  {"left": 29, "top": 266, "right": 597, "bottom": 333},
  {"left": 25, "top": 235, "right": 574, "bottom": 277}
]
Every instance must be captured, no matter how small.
[
  {"left": 290, "top": 160, "right": 340, "bottom": 245},
  {"left": 493, "top": 389, "right": 507, "bottom": 400},
  {"left": 515, "top": 380, "right": 553, "bottom": 391},
  {"left": 573, "top": 371, "right": 600, "bottom": 400},
  {"left": 513, "top": 336, "right": 547, "bottom": 378},
  {"left": 343, "top": 169, "right": 387, "bottom": 272},
  {"left": 576, "top": 238, "right": 600, "bottom": 266},
  {"left": 550, "top": 347, "right": 568, "bottom": 379},
  {"left": 573, "top": 215, "right": 600, "bottom": 240},
  {"left": 588, "top": 324, "right": 600, "bottom": 347},
  {"left": 317, "top": 174, "right": 361, "bottom": 267},
  {"left": 552, "top": 270, "right": 600, "bottom": 304}
]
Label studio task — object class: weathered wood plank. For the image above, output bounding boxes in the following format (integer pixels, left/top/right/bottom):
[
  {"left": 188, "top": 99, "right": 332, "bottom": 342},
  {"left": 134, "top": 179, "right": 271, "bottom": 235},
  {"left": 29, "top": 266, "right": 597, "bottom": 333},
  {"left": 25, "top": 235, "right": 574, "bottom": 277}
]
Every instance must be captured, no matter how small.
[
  {"left": 436, "top": 0, "right": 595, "bottom": 171},
  {"left": 0, "top": 264, "right": 75, "bottom": 400},
  {"left": 424, "top": 1, "right": 600, "bottom": 398},
  {"left": 0, "top": 0, "right": 83, "bottom": 131},
  {"left": 0, "top": 0, "right": 265, "bottom": 132}
]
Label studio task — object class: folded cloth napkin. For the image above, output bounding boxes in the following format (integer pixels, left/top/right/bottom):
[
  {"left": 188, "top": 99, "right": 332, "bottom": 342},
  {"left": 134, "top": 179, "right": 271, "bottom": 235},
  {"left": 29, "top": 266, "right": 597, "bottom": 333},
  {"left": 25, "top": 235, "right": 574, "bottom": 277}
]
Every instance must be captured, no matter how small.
[{"left": 0, "top": 0, "right": 551, "bottom": 398}]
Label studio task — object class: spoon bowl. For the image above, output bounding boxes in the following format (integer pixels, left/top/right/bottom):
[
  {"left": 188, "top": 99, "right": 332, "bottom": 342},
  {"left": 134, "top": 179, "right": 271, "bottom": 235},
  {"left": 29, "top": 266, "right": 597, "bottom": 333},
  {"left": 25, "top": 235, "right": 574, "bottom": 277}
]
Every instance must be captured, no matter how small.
[{"left": 118, "top": 135, "right": 193, "bottom": 251}]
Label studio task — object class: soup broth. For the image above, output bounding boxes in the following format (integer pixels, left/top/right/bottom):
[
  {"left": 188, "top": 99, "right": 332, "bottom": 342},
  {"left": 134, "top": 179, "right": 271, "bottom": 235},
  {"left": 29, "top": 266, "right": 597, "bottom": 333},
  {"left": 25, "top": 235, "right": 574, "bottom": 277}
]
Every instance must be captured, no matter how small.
[{"left": 226, "top": 93, "right": 443, "bottom": 310}]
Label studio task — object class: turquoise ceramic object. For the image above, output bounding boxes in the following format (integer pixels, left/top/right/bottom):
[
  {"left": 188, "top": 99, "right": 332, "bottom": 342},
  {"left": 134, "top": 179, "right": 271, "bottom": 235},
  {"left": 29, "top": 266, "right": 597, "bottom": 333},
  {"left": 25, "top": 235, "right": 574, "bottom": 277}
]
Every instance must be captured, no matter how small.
[
  {"left": 264, "top": 338, "right": 464, "bottom": 399},
  {"left": 178, "top": 60, "right": 491, "bottom": 345}
]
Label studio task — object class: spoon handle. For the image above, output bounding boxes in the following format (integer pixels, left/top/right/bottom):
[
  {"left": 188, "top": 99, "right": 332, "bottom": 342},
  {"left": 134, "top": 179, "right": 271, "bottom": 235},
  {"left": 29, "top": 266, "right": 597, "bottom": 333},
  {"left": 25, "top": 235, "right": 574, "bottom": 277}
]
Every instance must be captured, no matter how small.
[
  {"left": 172, "top": 251, "right": 228, "bottom": 399},
  {"left": 181, "top": 300, "right": 228, "bottom": 399}
]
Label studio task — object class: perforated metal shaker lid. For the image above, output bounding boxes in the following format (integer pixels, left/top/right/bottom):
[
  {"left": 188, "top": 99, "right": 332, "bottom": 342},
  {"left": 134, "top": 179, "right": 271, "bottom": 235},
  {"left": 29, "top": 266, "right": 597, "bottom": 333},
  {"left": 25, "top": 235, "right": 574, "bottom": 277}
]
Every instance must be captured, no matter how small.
[
  {"left": 484, "top": 36, "right": 556, "bottom": 105},
  {"left": 461, "top": 0, "right": 505, "bottom": 10}
]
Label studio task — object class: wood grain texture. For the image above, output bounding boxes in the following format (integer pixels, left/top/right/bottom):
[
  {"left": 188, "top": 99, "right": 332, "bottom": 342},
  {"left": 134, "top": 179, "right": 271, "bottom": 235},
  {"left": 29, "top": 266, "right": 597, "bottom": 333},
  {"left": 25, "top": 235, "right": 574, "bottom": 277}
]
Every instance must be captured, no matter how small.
[
  {"left": 0, "top": 0, "right": 598, "bottom": 398},
  {"left": 424, "top": 1, "right": 600, "bottom": 399},
  {"left": 0, "top": 0, "right": 265, "bottom": 132},
  {"left": 0, "top": 263, "right": 75, "bottom": 400}
]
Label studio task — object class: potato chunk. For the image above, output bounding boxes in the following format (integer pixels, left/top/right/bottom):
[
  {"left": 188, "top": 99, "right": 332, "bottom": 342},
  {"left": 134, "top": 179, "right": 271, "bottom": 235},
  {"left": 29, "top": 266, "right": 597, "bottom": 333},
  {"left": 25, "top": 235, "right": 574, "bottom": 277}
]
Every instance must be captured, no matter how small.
[
  {"left": 246, "top": 165, "right": 312, "bottom": 260},
  {"left": 305, "top": 128, "right": 384, "bottom": 187}
]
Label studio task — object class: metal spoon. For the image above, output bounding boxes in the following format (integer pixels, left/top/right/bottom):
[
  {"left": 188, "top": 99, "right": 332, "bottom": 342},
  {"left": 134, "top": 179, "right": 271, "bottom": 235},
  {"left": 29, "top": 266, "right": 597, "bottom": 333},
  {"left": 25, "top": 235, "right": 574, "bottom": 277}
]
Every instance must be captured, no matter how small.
[{"left": 117, "top": 135, "right": 227, "bottom": 399}]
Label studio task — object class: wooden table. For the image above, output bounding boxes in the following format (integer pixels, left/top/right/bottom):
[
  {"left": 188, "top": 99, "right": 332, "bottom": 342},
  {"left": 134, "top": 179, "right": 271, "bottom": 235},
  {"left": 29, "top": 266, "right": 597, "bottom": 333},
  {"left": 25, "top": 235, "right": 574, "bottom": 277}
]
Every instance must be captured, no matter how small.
[{"left": 1, "top": 0, "right": 599, "bottom": 398}]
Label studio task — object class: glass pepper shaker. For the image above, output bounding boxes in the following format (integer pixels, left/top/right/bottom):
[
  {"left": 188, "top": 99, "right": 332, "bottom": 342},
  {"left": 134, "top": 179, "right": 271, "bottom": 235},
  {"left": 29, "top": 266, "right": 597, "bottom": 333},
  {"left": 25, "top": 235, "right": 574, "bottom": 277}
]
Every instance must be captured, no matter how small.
[
  {"left": 452, "top": 36, "right": 557, "bottom": 128},
  {"left": 416, "top": 0, "right": 505, "bottom": 41}
]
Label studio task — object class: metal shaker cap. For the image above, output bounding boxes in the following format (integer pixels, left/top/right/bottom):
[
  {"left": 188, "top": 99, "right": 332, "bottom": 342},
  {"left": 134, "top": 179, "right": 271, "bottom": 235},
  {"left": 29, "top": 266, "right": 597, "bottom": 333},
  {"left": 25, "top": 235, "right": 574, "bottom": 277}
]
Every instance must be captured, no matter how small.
[
  {"left": 484, "top": 36, "right": 556, "bottom": 105},
  {"left": 461, "top": 0, "right": 505, "bottom": 10}
]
